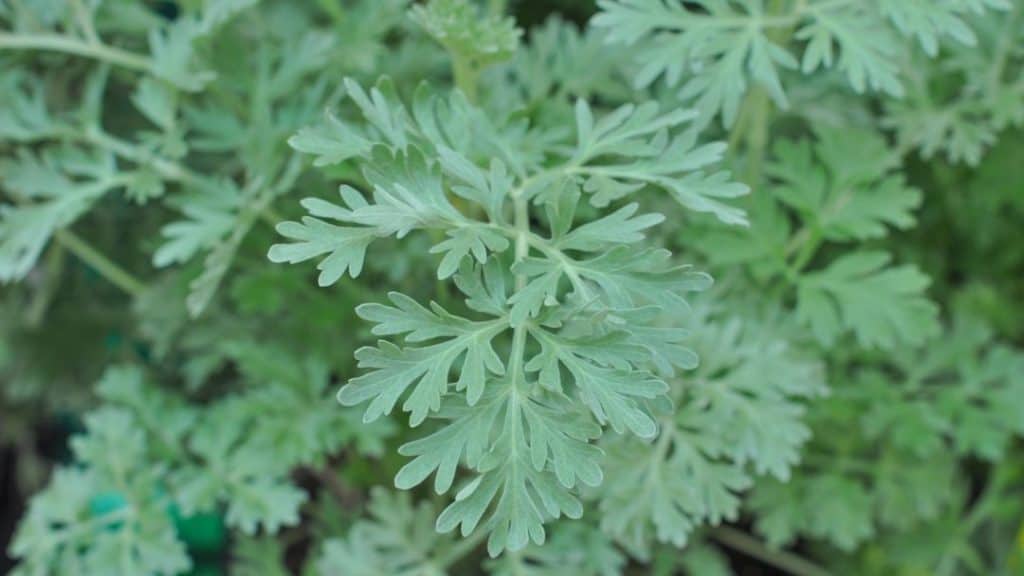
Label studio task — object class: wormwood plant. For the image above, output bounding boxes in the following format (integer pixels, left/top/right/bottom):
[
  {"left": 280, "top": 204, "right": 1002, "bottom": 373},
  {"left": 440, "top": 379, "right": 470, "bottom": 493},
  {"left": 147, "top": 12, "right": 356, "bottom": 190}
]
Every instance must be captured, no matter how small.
[
  {"left": 269, "top": 30, "right": 746, "bottom": 558},
  {"left": 1, "top": 0, "right": 1023, "bottom": 575}
]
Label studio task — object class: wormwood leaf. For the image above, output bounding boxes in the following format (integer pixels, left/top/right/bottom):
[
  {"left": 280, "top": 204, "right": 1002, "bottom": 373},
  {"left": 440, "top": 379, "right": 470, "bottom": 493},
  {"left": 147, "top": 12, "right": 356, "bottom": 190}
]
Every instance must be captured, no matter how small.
[
  {"left": 411, "top": 0, "right": 522, "bottom": 67},
  {"left": 595, "top": 301, "right": 824, "bottom": 551},
  {"left": 394, "top": 393, "right": 505, "bottom": 494},
  {"left": 339, "top": 293, "right": 507, "bottom": 424},
  {"left": 278, "top": 75, "right": 720, "bottom": 555},
  {"left": 434, "top": 445, "right": 584, "bottom": 557},
  {"left": 796, "top": 251, "right": 939, "bottom": 348},
  {"left": 866, "top": 316, "right": 1024, "bottom": 461},
  {"left": 437, "top": 147, "right": 512, "bottom": 222},
  {"left": 882, "top": 5, "right": 1022, "bottom": 166},
  {"left": 101, "top": 344, "right": 391, "bottom": 540},
  {"left": 796, "top": 5, "right": 903, "bottom": 97},
  {"left": 268, "top": 214, "right": 376, "bottom": 286},
  {"left": 767, "top": 127, "right": 921, "bottom": 241},
  {"left": 154, "top": 180, "right": 242, "bottom": 267},
  {"left": 316, "top": 489, "right": 456, "bottom": 576},
  {"left": 531, "top": 329, "right": 666, "bottom": 438},
  {"left": 485, "top": 522, "right": 625, "bottom": 576},
  {"left": 148, "top": 21, "right": 214, "bottom": 92},
  {"left": 557, "top": 202, "right": 663, "bottom": 252},
  {"left": 595, "top": 0, "right": 1009, "bottom": 127},
  {"left": 504, "top": 16, "right": 636, "bottom": 106},
  {"left": 0, "top": 148, "right": 122, "bottom": 282},
  {"left": 747, "top": 314, "right": 1022, "bottom": 553},
  {"left": 0, "top": 71, "right": 56, "bottom": 141},
  {"left": 270, "top": 149, "right": 502, "bottom": 285},
  {"left": 342, "top": 77, "right": 412, "bottom": 151},
  {"left": 686, "top": 312, "right": 826, "bottom": 481},
  {"left": 568, "top": 100, "right": 748, "bottom": 225},
  {"left": 146, "top": 0, "right": 257, "bottom": 92},
  {"left": 599, "top": 431, "right": 751, "bottom": 549},
  {"left": 592, "top": 0, "right": 797, "bottom": 125},
  {"left": 232, "top": 537, "right": 290, "bottom": 576},
  {"left": 9, "top": 410, "right": 191, "bottom": 576},
  {"left": 396, "top": 391, "right": 603, "bottom": 493},
  {"left": 168, "top": 170, "right": 297, "bottom": 317},
  {"left": 877, "top": 0, "right": 1003, "bottom": 56},
  {"left": 3, "top": 0, "right": 1023, "bottom": 572},
  {"left": 172, "top": 411, "right": 307, "bottom": 535},
  {"left": 506, "top": 247, "right": 712, "bottom": 328},
  {"left": 751, "top": 474, "right": 874, "bottom": 551},
  {"left": 287, "top": 112, "right": 372, "bottom": 167},
  {"left": 132, "top": 77, "right": 178, "bottom": 132},
  {"left": 615, "top": 307, "right": 699, "bottom": 376},
  {"left": 431, "top": 227, "right": 510, "bottom": 279},
  {"left": 572, "top": 247, "right": 713, "bottom": 310}
]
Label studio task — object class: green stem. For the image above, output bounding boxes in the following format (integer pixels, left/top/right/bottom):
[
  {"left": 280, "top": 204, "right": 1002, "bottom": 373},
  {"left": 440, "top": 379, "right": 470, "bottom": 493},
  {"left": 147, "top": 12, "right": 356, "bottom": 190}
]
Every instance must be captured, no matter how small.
[
  {"left": 260, "top": 205, "right": 285, "bottom": 226},
  {"left": 438, "top": 523, "right": 489, "bottom": 568},
  {"left": 452, "top": 55, "right": 479, "bottom": 104},
  {"left": 742, "top": 86, "right": 771, "bottom": 187},
  {"left": 645, "top": 419, "right": 677, "bottom": 484},
  {"left": 727, "top": 91, "right": 754, "bottom": 152},
  {"left": 54, "top": 229, "right": 146, "bottom": 296},
  {"left": 68, "top": 0, "right": 99, "bottom": 44},
  {"left": 935, "top": 461, "right": 1014, "bottom": 576},
  {"left": 787, "top": 225, "right": 822, "bottom": 276},
  {"left": 476, "top": 218, "right": 590, "bottom": 298},
  {"left": 0, "top": 32, "right": 152, "bottom": 72},
  {"left": 731, "top": 0, "right": 800, "bottom": 185},
  {"left": 711, "top": 526, "right": 833, "bottom": 576},
  {"left": 512, "top": 195, "right": 529, "bottom": 290},
  {"left": 26, "top": 241, "right": 66, "bottom": 328}
]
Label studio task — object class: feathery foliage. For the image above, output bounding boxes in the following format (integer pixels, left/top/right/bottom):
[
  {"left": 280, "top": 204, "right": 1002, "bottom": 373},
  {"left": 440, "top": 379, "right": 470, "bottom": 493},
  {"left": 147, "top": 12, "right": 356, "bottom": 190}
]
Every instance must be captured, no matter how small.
[{"left": 2, "top": 0, "right": 1023, "bottom": 575}]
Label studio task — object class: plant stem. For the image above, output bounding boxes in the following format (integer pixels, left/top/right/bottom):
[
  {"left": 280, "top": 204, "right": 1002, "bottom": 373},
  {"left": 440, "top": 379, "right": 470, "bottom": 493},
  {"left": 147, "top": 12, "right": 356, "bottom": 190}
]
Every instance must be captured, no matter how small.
[
  {"left": 742, "top": 86, "right": 771, "bottom": 187},
  {"left": 439, "top": 527, "right": 489, "bottom": 568},
  {"left": 731, "top": 0, "right": 801, "bottom": 186},
  {"left": 727, "top": 91, "right": 753, "bottom": 152},
  {"left": 0, "top": 33, "right": 152, "bottom": 72},
  {"left": 711, "top": 526, "right": 833, "bottom": 576},
  {"left": 68, "top": 0, "right": 100, "bottom": 44},
  {"left": 935, "top": 460, "right": 1013, "bottom": 576},
  {"left": 26, "top": 241, "right": 66, "bottom": 328},
  {"left": 260, "top": 205, "right": 285, "bottom": 226},
  {"left": 54, "top": 229, "right": 146, "bottom": 296},
  {"left": 452, "top": 55, "right": 479, "bottom": 104},
  {"left": 513, "top": 195, "right": 529, "bottom": 289},
  {"left": 787, "top": 225, "right": 822, "bottom": 275}
]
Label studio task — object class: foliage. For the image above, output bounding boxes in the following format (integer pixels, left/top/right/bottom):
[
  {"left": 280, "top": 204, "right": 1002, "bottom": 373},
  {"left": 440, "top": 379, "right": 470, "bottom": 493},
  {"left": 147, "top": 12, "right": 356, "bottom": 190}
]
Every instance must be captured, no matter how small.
[{"left": 1, "top": 0, "right": 1023, "bottom": 575}]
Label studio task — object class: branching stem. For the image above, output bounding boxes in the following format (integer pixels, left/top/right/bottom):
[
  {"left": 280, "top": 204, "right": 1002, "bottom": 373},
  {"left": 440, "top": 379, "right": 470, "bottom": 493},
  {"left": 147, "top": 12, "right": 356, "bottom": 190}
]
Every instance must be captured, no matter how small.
[{"left": 0, "top": 32, "right": 152, "bottom": 72}]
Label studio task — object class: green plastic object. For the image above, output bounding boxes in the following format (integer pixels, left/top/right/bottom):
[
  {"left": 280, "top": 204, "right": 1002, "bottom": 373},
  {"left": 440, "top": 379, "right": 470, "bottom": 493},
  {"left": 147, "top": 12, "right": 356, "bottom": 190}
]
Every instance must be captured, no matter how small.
[{"left": 171, "top": 506, "right": 227, "bottom": 553}]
